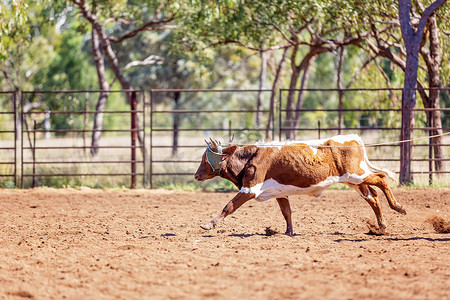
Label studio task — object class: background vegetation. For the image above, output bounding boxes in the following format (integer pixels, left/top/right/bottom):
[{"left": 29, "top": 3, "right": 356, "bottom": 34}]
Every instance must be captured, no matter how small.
[{"left": 0, "top": 0, "right": 449, "bottom": 188}]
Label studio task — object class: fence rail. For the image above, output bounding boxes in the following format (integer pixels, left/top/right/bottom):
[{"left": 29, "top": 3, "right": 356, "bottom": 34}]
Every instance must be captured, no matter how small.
[
  {"left": 0, "top": 88, "right": 448, "bottom": 188},
  {"left": 12, "top": 90, "right": 146, "bottom": 188}
]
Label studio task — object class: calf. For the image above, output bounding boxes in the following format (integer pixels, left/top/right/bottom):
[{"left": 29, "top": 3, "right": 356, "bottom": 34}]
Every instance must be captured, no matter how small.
[{"left": 194, "top": 134, "right": 406, "bottom": 235}]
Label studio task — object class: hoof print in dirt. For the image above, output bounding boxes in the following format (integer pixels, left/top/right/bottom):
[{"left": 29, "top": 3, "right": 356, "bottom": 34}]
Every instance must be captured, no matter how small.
[
  {"left": 365, "top": 220, "right": 387, "bottom": 236},
  {"left": 265, "top": 227, "right": 278, "bottom": 236}
]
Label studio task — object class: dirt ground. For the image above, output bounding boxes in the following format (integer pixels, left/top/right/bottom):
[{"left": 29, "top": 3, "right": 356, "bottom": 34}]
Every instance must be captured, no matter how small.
[{"left": 0, "top": 188, "right": 448, "bottom": 300}]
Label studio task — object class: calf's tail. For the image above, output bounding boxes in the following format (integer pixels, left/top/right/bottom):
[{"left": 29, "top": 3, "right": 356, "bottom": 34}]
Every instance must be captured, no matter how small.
[
  {"left": 365, "top": 156, "right": 397, "bottom": 183},
  {"left": 355, "top": 135, "right": 397, "bottom": 183}
]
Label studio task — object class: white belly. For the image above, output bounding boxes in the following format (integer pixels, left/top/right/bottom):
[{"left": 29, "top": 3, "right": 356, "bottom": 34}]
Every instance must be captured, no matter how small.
[{"left": 239, "top": 170, "right": 370, "bottom": 201}]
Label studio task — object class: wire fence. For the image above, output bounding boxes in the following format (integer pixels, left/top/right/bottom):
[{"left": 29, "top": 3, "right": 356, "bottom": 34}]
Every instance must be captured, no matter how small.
[{"left": 0, "top": 88, "right": 448, "bottom": 188}]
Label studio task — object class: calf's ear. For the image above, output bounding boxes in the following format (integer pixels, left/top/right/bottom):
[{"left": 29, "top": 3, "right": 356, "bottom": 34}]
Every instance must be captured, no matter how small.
[{"left": 223, "top": 145, "right": 238, "bottom": 159}]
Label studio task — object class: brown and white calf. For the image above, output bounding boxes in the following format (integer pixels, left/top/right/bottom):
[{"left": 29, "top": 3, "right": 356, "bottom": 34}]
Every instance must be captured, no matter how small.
[{"left": 194, "top": 134, "right": 406, "bottom": 236}]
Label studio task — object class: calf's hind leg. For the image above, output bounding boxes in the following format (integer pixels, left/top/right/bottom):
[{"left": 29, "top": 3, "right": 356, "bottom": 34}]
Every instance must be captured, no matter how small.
[
  {"left": 352, "top": 184, "right": 386, "bottom": 232},
  {"left": 364, "top": 173, "right": 406, "bottom": 215},
  {"left": 276, "top": 197, "right": 293, "bottom": 236}
]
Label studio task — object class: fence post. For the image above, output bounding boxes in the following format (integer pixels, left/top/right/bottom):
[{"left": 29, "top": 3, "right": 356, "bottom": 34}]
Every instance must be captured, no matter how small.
[
  {"left": 20, "top": 91, "right": 24, "bottom": 188},
  {"left": 278, "top": 89, "right": 282, "bottom": 141},
  {"left": 149, "top": 90, "right": 153, "bottom": 189},
  {"left": 13, "top": 92, "right": 17, "bottom": 188},
  {"left": 228, "top": 119, "right": 232, "bottom": 143},
  {"left": 130, "top": 91, "right": 137, "bottom": 189},
  {"left": 142, "top": 91, "right": 146, "bottom": 188},
  {"left": 428, "top": 106, "right": 434, "bottom": 185},
  {"left": 318, "top": 120, "right": 321, "bottom": 139},
  {"left": 32, "top": 120, "right": 37, "bottom": 188}
]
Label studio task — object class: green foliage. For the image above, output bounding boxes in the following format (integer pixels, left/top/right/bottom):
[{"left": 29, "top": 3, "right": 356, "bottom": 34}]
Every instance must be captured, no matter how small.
[
  {"left": 0, "top": 0, "right": 29, "bottom": 60},
  {"left": 154, "top": 175, "right": 237, "bottom": 192},
  {"left": 0, "top": 0, "right": 449, "bottom": 189},
  {"left": 0, "top": 180, "right": 15, "bottom": 188}
]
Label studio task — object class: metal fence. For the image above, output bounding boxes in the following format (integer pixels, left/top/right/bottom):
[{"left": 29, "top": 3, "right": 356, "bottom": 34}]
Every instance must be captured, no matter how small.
[
  {"left": 278, "top": 88, "right": 450, "bottom": 184},
  {"left": 0, "top": 88, "right": 448, "bottom": 188},
  {"left": 15, "top": 90, "right": 145, "bottom": 188},
  {"left": 0, "top": 92, "right": 17, "bottom": 187},
  {"left": 149, "top": 89, "right": 274, "bottom": 188}
]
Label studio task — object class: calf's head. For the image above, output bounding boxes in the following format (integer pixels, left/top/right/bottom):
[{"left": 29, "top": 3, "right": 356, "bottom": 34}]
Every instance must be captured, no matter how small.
[{"left": 194, "top": 138, "right": 237, "bottom": 181}]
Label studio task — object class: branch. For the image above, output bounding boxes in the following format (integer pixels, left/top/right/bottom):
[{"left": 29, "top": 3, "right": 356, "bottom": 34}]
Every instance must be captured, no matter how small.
[
  {"left": 109, "top": 17, "right": 176, "bottom": 43},
  {"left": 345, "top": 56, "right": 376, "bottom": 89},
  {"left": 102, "top": 17, "right": 130, "bottom": 26},
  {"left": 384, "top": 39, "right": 407, "bottom": 56},
  {"left": 368, "top": 24, "right": 408, "bottom": 70},
  {"left": 122, "top": 55, "right": 164, "bottom": 71},
  {"left": 374, "top": 58, "right": 399, "bottom": 106},
  {"left": 416, "top": 81, "right": 429, "bottom": 107},
  {"left": 365, "top": 38, "right": 406, "bottom": 71},
  {"left": 2, "top": 70, "right": 17, "bottom": 90},
  {"left": 271, "top": 23, "right": 296, "bottom": 45},
  {"left": 207, "top": 40, "right": 293, "bottom": 52},
  {"left": 374, "top": 58, "right": 392, "bottom": 88},
  {"left": 295, "top": 46, "right": 330, "bottom": 72},
  {"left": 23, "top": 97, "right": 43, "bottom": 113},
  {"left": 416, "top": 0, "right": 447, "bottom": 38}
]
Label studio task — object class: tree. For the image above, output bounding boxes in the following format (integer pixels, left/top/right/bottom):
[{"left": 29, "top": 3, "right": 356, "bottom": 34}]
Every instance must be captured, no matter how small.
[
  {"left": 397, "top": 0, "right": 447, "bottom": 184},
  {"left": 178, "top": 1, "right": 303, "bottom": 135},
  {"left": 71, "top": 0, "right": 176, "bottom": 155},
  {"left": 0, "top": 0, "right": 28, "bottom": 62},
  {"left": 179, "top": 1, "right": 375, "bottom": 139},
  {"left": 339, "top": 0, "right": 449, "bottom": 184}
]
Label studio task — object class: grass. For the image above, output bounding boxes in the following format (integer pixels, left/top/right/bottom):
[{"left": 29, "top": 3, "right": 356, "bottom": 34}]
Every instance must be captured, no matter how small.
[
  {"left": 1, "top": 131, "right": 449, "bottom": 190},
  {"left": 154, "top": 176, "right": 237, "bottom": 192}
]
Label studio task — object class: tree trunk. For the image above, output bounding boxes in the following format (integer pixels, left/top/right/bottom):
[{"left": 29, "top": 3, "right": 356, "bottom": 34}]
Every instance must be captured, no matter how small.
[
  {"left": 90, "top": 27, "right": 110, "bottom": 156},
  {"left": 284, "top": 44, "right": 332, "bottom": 140},
  {"left": 172, "top": 91, "right": 180, "bottom": 156},
  {"left": 397, "top": 0, "right": 446, "bottom": 185},
  {"left": 266, "top": 48, "right": 288, "bottom": 141},
  {"left": 424, "top": 14, "right": 443, "bottom": 172},
  {"left": 399, "top": 73, "right": 417, "bottom": 185},
  {"left": 76, "top": 0, "right": 146, "bottom": 155},
  {"left": 292, "top": 55, "right": 316, "bottom": 139},
  {"left": 337, "top": 47, "right": 345, "bottom": 134},
  {"left": 399, "top": 40, "right": 420, "bottom": 184},
  {"left": 285, "top": 71, "right": 301, "bottom": 140},
  {"left": 256, "top": 51, "right": 268, "bottom": 128},
  {"left": 285, "top": 46, "right": 300, "bottom": 140}
]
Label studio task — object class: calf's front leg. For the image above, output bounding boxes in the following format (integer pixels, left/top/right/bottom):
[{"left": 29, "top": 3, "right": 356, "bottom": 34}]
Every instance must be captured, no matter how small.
[
  {"left": 201, "top": 192, "right": 254, "bottom": 230},
  {"left": 276, "top": 197, "right": 293, "bottom": 236}
]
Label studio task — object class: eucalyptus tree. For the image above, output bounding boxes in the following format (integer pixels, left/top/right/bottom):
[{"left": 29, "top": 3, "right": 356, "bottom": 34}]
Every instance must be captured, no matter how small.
[
  {"left": 0, "top": 0, "right": 28, "bottom": 63},
  {"left": 350, "top": 0, "right": 449, "bottom": 184},
  {"left": 177, "top": 1, "right": 296, "bottom": 138},
  {"left": 0, "top": 0, "right": 31, "bottom": 89},
  {"left": 0, "top": 1, "right": 80, "bottom": 139},
  {"left": 397, "top": 0, "right": 447, "bottom": 184},
  {"left": 178, "top": 1, "right": 386, "bottom": 140},
  {"left": 0, "top": 0, "right": 30, "bottom": 140},
  {"left": 125, "top": 30, "right": 260, "bottom": 154},
  {"left": 69, "top": 0, "right": 177, "bottom": 155}
]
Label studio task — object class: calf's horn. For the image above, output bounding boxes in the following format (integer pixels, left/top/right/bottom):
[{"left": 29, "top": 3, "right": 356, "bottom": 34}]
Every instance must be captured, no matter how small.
[{"left": 209, "top": 137, "right": 218, "bottom": 150}]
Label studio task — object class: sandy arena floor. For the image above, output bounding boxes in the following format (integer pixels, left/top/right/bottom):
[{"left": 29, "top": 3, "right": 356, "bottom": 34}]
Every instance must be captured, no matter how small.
[{"left": 0, "top": 188, "right": 448, "bottom": 299}]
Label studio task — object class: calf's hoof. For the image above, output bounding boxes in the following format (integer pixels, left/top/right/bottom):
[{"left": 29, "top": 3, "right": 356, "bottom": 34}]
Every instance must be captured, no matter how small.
[
  {"left": 285, "top": 228, "right": 294, "bottom": 237},
  {"left": 395, "top": 206, "right": 407, "bottom": 215},
  {"left": 200, "top": 222, "right": 214, "bottom": 230}
]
